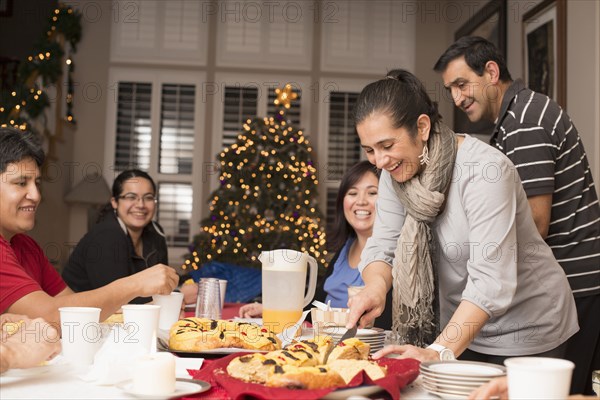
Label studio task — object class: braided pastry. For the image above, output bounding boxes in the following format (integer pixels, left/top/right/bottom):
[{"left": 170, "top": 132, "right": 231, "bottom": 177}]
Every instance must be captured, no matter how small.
[
  {"left": 169, "top": 318, "right": 281, "bottom": 352},
  {"left": 226, "top": 336, "right": 387, "bottom": 389}
]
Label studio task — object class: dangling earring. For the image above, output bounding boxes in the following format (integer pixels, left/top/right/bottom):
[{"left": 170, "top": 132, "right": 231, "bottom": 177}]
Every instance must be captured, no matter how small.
[
  {"left": 419, "top": 142, "right": 430, "bottom": 166},
  {"left": 113, "top": 208, "right": 117, "bottom": 216}
]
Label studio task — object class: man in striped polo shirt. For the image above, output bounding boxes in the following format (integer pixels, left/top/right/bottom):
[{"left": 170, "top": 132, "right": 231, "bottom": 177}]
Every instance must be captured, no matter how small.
[{"left": 434, "top": 36, "right": 599, "bottom": 395}]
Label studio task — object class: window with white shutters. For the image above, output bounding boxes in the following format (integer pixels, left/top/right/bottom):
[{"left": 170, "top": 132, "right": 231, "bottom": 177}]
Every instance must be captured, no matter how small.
[
  {"left": 115, "top": 0, "right": 158, "bottom": 49},
  {"left": 324, "top": 91, "right": 362, "bottom": 235},
  {"left": 114, "top": 82, "right": 152, "bottom": 171},
  {"left": 321, "top": 0, "right": 416, "bottom": 73},
  {"left": 162, "top": 1, "right": 204, "bottom": 50},
  {"left": 111, "top": 0, "right": 208, "bottom": 65},
  {"left": 220, "top": 85, "right": 304, "bottom": 149},
  {"left": 157, "top": 182, "right": 193, "bottom": 247},
  {"left": 216, "top": 0, "right": 313, "bottom": 70},
  {"left": 327, "top": 92, "right": 361, "bottom": 181},
  {"left": 326, "top": 186, "right": 339, "bottom": 238},
  {"left": 222, "top": 87, "right": 259, "bottom": 148},
  {"left": 106, "top": 69, "right": 205, "bottom": 256},
  {"left": 159, "top": 84, "right": 196, "bottom": 174}
]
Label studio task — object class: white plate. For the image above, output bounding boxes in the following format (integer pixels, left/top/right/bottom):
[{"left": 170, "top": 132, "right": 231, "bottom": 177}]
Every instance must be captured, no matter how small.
[
  {"left": 171, "top": 347, "right": 265, "bottom": 357},
  {"left": 422, "top": 379, "right": 475, "bottom": 394},
  {"left": 422, "top": 374, "right": 486, "bottom": 388},
  {"left": 232, "top": 317, "right": 263, "bottom": 325},
  {"left": 362, "top": 342, "right": 385, "bottom": 347},
  {"left": 360, "top": 338, "right": 386, "bottom": 344},
  {"left": 421, "top": 371, "right": 493, "bottom": 386},
  {"left": 422, "top": 383, "right": 470, "bottom": 400},
  {"left": 1, "top": 356, "right": 68, "bottom": 377},
  {"left": 420, "top": 369, "right": 496, "bottom": 384},
  {"left": 118, "top": 380, "right": 210, "bottom": 399},
  {"left": 422, "top": 361, "right": 505, "bottom": 377},
  {"left": 321, "top": 384, "right": 383, "bottom": 400},
  {"left": 2, "top": 364, "right": 55, "bottom": 377},
  {"left": 360, "top": 334, "right": 385, "bottom": 339},
  {"left": 322, "top": 327, "right": 384, "bottom": 337}
]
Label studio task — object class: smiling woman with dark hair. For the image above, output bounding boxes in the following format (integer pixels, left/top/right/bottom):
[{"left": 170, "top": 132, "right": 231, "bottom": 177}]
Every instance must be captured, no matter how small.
[{"left": 62, "top": 169, "right": 169, "bottom": 304}]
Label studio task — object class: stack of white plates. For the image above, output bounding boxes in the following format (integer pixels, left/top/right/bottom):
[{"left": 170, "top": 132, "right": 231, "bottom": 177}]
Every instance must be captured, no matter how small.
[
  {"left": 322, "top": 327, "right": 386, "bottom": 354},
  {"left": 420, "top": 360, "right": 506, "bottom": 399}
]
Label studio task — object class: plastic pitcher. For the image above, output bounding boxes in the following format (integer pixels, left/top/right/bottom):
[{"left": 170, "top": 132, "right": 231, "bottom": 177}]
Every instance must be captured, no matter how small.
[{"left": 259, "top": 249, "right": 317, "bottom": 333}]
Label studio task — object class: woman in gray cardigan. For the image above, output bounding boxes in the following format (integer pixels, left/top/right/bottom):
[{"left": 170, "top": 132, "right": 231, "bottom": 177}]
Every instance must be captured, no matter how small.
[{"left": 346, "top": 69, "right": 578, "bottom": 365}]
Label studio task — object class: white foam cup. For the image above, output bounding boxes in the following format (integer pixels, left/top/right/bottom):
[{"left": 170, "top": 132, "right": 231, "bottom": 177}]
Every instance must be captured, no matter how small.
[
  {"left": 122, "top": 304, "right": 161, "bottom": 354},
  {"left": 152, "top": 292, "right": 184, "bottom": 330},
  {"left": 59, "top": 307, "right": 102, "bottom": 366},
  {"left": 505, "top": 357, "right": 574, "bottom": 399}
]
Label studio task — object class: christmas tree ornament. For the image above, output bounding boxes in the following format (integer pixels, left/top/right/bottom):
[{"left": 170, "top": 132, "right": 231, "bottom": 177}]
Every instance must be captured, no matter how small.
[
  {"left": 265, "top": 209, "right": 275, "bottom": 222},
  {"left": 273, "top": 84, "right": 298, "bottom": 109}
]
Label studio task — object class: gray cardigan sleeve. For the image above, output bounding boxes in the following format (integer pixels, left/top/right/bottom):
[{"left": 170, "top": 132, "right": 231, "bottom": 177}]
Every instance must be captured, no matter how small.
[{"left": 358, "top": 170, "right": 406, "bottom": 273}]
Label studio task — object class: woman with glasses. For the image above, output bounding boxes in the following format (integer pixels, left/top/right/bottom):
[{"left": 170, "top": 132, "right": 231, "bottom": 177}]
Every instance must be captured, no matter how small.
[{"left": 62, "top": 169, "right": 169, "bottom": 304}]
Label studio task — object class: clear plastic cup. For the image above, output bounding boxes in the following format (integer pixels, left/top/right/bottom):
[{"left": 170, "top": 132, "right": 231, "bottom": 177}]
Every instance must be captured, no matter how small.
[
  {"left": 218, "top": 279, "right": 227, "bottom": 307},
  {"left": 195, "top": 278, "right": 221, "bottom": 319}
]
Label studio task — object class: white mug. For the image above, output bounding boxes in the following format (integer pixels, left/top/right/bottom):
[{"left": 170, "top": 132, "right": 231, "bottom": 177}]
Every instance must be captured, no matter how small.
[
  {"left": 505, "top": 357, "right": 574, "bottom": 399},
  {"left": 59, "top": 307, "right": 102, "bottom": 366}
]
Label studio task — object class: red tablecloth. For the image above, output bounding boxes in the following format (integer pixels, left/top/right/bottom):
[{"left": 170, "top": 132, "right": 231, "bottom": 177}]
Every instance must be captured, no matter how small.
[
  {"left": 184, "top": 303, "right": 245, "bottom": 320},
  {"left": 222, "top": 303, "right": 244, "bottom": 320}
]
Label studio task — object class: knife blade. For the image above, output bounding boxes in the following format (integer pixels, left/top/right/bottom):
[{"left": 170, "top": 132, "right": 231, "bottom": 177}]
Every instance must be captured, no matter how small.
[{"left": 322, "top": 324, "right": 358, "bottom": 364}]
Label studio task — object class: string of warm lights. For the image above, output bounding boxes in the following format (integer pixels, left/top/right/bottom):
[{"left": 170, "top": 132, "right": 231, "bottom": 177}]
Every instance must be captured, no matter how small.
[
  {"left": 184, "top": 84, "right": 327, "bottom": 271},
  {"left": 0, "top": 3, "right": 81, "bottom": 143}
]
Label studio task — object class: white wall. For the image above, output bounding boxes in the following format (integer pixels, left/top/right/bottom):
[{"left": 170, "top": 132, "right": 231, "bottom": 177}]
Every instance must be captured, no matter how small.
[
  {"left": 65, "top": 1, "right": 112, "bottom": 244},
  {"left": 565, "top": 0, "right": 600, "bottom": 190},
  {"left": 509, "top": 0, "right": 600, "bottom": 196}
]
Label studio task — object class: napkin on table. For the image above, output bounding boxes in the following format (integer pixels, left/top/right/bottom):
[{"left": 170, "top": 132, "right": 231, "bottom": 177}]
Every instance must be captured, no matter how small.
[
  {"left": 78, "top": 325, "right": 149, "bottom": 385},
  {"left": 176, "top": 358, "right": 204, "bottom": 379}
]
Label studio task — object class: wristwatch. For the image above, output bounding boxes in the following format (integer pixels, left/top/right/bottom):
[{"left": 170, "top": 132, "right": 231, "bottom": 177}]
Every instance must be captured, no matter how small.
[{"left": 427, "top": 343, "right": 456, "bottom": 361}]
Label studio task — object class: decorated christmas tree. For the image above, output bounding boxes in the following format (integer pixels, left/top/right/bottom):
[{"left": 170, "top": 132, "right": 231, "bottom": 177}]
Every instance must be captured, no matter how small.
[{"left": 183, "top": 85, "right": 327, "bottom": 271}]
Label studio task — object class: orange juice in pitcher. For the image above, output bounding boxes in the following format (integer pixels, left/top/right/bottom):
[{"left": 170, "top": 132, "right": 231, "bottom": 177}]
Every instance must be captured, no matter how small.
[
  {"left": 259, "top": 250, "right": 317, "bottom": 334},
  {"left": 262, "top": 309, "right": 303, "bottom": 334}
]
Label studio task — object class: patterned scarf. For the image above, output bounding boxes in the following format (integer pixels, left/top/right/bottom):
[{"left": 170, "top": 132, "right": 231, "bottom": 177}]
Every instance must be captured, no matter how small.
[{"left": 391, "top": 123, "right": 457, "bottom": 346}]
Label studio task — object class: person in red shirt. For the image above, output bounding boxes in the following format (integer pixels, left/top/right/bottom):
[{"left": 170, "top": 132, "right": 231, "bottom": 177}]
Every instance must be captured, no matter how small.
[
  {"left": 0, "top": 314, "right": 61, "bottom": 373},
  {"left": 0, "top": 127, "right": 178, "bottom": 328}
]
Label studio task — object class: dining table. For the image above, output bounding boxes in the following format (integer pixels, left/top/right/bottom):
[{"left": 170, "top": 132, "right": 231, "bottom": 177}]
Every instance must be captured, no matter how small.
[
  {"left": 0, "top": 365, "right": 435, "bottom": 400},
  {"left": 220, "top": 303, "right": 244, "bottom": 320},
  {"left": 0, "top": 303, "right": 439, "bottom": 400}
]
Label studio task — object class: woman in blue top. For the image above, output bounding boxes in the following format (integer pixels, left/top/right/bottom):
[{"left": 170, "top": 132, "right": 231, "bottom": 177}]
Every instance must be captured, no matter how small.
[
  {"left": 239, "top": 161, "right": 393, "bottom": 329},
  {"left": 320, "top": 161, "right": 380, "bottom": 308}
]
